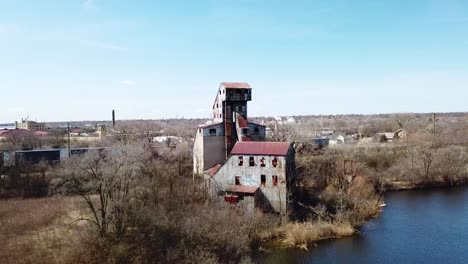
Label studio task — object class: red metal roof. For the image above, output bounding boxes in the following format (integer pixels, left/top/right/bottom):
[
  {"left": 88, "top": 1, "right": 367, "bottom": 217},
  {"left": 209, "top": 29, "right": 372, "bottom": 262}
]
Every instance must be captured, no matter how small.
[
  {"left": 226, "top": 185, "right": 259, "bottom": 194},
  {"left": 220, "top": 82, "right": 251, "bottom": 89},
  {"left": 236, "top": 114, "right": 248, "bottom": 128},
  {"left": 0, "top": 129, "right": 30, "bottom": 136},
  {"left": 230, "top": 141, "right": 291, "bottom": 156},
  {"left": 205, "top": 164, "right": 222, "bottom": 176}
]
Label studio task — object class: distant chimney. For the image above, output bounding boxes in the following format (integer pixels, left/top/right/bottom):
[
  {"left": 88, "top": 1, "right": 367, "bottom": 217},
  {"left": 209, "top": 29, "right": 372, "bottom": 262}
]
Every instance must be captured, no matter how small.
[{"left": 112, "top": 110, "right": 115, "bottom": 128}]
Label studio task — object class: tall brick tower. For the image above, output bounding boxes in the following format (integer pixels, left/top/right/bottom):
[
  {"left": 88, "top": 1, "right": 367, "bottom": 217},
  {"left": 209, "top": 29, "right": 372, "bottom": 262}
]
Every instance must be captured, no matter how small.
[
  {"left": 193, "top": 82, "right": 265, "bottom": 176},
  {"left": 213, "top": 82, "right": 252, "bottom": 157}
]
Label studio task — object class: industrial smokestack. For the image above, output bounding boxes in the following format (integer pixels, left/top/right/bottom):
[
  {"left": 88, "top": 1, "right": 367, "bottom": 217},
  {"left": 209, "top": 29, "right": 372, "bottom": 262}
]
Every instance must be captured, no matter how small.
[{"left": 112, "top": 110, "right": 115, "bottom": 128}]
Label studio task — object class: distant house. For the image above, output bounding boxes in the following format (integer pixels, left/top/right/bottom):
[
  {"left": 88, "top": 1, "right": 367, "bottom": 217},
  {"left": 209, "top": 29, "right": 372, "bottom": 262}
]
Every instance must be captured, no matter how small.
[
  {"left": 395, "top": 129, "right": 407, "bottom": 140},
  {"left": 15, "top": 118, "right": 46, "bottom": 131},
  {"left": 375, "top": 132, "right": 396, "bottom": 142},
  {"left": 328, "top": 133, "right": 345, "bottom": 145},
  {"left": 375, "top": 129, "right": 407, "bottom": 143},
  {"left": 313, "top": 137, "right": 329, "bottom": 148},
  {"left": 70, "top": 129, "right": 81, "bottom": 137}
]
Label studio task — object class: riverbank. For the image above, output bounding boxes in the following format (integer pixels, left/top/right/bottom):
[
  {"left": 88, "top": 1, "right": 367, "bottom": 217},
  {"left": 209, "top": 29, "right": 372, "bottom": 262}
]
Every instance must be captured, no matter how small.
[{"left": 258, "top": 187, "right": 468, "bottom": 264}]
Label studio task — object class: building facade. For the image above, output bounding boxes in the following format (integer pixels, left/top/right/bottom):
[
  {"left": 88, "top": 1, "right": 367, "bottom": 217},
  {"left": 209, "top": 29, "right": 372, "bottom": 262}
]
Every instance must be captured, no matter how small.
[
  {"left": 204, "top": 141, "right": 295, "bottom": 216},
  {"left": 15, "top": 118, "right": 46, "bottom": 131}
]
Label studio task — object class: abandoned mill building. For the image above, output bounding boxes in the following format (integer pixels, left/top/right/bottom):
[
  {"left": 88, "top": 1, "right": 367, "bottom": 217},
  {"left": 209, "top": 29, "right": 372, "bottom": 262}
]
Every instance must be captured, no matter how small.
[{"left": 193, "top": 82, "right": 296, "bottom": 216}]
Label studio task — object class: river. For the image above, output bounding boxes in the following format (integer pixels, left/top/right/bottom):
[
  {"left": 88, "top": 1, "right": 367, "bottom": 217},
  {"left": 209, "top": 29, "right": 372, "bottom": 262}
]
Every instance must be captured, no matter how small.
[{"left": 259, "top": 187, "right": 468, "bottom": 264}]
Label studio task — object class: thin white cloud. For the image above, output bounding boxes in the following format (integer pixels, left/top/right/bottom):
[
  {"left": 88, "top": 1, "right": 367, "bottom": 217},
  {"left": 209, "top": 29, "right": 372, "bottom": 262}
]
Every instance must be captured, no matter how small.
[
  {"left": 120, "top": 80, "right": 136, "bottom": 86},
  {"left": 82, "top": 0, "right": 99, "bottom": 11},
  {"left": 81, "top": 40, "right": 128, "bottom": 51}
]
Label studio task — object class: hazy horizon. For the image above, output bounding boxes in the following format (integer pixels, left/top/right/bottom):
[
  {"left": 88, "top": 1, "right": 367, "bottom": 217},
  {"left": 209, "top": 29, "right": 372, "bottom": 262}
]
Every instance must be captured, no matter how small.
[{"left": 1, "top": 0, "right": 467, "bottom": 123}]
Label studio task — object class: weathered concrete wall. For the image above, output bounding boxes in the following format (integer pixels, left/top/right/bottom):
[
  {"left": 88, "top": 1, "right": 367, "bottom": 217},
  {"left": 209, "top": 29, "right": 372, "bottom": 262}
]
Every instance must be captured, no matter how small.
[
  {"left": 193, "top": 129, "right": 204, "bottom": 175},
  {"left": 208, "top": 154, "right": 290, "bottom": 214},
  {"left": 203, "top": 136, "right": 225, "bottom": 171}
]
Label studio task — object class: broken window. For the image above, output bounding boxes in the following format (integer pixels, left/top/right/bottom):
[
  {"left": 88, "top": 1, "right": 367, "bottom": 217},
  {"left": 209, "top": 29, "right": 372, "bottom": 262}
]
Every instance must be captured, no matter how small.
[
  {"left": 238, "top": 156, "right": 243, "bottom": 166},
  {"left": 209, "top": 128, "right": 216, "bottom": 136},
  {"left": 261, "top": 175, "right": 266, "bottom": 187},
  {"left": 242, "top": 128, "right": 248, "bottom": 135},
  {"left": 249, "top": 156, "right": 255, "bottom": 166},
  {"left": 254, "top": 127, "right": 259, "bottom": 134},
  {"left": 272, "top": 157, "right": 278, "bottom": 167},
  {"left": 260, "top": 157, "right": 266, "bottom": 167},
  {"left": 272, "top": 175, "right": 278, "bottom": 186},
  {"left": 235, "top": 176, "right": 240, "bottom": 185}
]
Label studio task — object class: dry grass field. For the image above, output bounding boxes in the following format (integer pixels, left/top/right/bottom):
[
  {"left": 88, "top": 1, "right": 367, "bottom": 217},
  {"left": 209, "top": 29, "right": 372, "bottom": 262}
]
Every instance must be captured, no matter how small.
[{"left": 0, "top": 196, "right": 86, "bottom": 264}]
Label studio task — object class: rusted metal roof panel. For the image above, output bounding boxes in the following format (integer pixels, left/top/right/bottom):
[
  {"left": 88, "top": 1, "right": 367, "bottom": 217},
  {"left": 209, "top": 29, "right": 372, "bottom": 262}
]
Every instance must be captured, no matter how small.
[
  {"left": 205, "top": 164, "right": 222, "bottom": 176},
  {"left": 221, "top": 82, "right": 251, "bottom": 89},
  {"left": 226, "top": 185, "right": 259, "bottom": 194},
  {"left": 230, "top": 142, "right": 291, "bottom": 156},
  {"left": 236, "top": 114, "right": 248, "bottom": 128}
]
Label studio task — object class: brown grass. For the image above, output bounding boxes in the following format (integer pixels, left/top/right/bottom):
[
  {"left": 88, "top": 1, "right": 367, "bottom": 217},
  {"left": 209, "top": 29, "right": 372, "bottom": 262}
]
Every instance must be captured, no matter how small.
[
  {"left": 257, "top": 221, "right": 355, "bottom": 249},
  {"left": 0, "top": 196, "right": 87, "bottom": 264}
]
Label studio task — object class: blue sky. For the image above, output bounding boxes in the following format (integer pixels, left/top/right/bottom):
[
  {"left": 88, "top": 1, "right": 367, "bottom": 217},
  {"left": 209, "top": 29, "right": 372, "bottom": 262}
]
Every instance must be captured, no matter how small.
[{"left": 0, "top": 0, "right": 467, "bottom": 122}]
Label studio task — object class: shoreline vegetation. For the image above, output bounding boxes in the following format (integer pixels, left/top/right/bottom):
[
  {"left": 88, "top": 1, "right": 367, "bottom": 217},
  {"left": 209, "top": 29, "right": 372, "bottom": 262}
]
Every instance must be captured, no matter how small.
[{"left": 1, "top": 113, "right": 467, "bottom": 263}]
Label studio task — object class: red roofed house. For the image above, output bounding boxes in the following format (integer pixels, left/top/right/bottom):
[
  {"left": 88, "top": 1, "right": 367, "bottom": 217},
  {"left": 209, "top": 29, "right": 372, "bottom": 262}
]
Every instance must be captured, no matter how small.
[
  {"left": 204, "top": 141, "right": 295, "bottom": 217},
  {"left": 193, "top": 82, "right": 266, "bottom": 176}
]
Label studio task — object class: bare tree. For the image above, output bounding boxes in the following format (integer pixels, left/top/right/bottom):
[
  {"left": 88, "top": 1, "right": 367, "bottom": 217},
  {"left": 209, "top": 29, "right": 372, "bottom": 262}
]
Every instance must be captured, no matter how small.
[
  {"left": 268, "top": 121, "right": 296, "bottom": 142},
  {"left": 53, "top": 145, "right": 148, "bottom": 238}
]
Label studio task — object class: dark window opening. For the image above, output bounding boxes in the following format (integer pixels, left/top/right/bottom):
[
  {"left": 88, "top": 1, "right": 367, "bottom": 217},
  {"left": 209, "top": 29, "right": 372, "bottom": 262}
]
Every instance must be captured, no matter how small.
[
  {"left": 272, "top": 157, "right": 278, "bottom": 167},
  {"left": 242, "top": 128, "right": 248, "bottom": 135},
  {"left": 272, "top": 175, "right": 278, "bottom": 186},
  {"left": 261, "top": 175, "right": 266, "bottom": 187},
  {"left": 260, "top": 157, "right": 266, "bottom": 167},
  {"left": 209, "top": 128, "right": 216, "bottom": 136},
  {"left": 235, "top": 176, "right": 240, "bottom": 185},
  {"left": 249, "top": 156, "right": 255, "bottom": 166},
  {"left": 254, "top": 127, "right": 259, "bottom": 133},
  {"left": 238, "top": 156, "right": 243, "bottom": 166}
]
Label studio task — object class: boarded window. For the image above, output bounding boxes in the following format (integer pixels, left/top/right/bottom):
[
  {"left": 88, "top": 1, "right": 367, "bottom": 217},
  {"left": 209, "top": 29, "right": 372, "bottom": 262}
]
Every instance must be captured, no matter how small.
[
  {"left": 235, "top": 176, "right": 240, "bottom": 185},
  {"left": 209, "top": 129, "right": 216, "bottom": 136},
  {"left": 249, "top": 156, "right": 255, "bottom": 166},
  {"left": 272, "top": 157, "right": 278, "bottom": 167},
  {"left": 238, "top": 156, "right": 243, "bottom": 166},
  {"left": 260, "top": 157, "right": 266, "bottom": 167},
  {"left": 272, "top": 175, "right": 278, "bottom": 186},
  {"left": 261, "top": 175, "right": 266, "bottom": 187}
]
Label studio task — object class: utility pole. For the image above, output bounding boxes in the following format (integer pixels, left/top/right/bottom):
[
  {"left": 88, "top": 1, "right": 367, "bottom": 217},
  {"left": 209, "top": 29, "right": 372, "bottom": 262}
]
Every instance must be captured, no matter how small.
[{"left": 67, "top": 122, "right": 71, "bottom": 157}]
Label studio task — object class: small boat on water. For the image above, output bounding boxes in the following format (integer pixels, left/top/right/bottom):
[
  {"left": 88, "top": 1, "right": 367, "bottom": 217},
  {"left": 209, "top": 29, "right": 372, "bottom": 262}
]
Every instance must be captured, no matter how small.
[{"left": 379, "top": 203, "right": 387, "bottom": 207}]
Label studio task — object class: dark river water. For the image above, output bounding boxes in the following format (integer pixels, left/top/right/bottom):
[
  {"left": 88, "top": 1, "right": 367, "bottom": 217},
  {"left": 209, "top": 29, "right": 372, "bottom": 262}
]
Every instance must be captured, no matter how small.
[{"left": 259, "top": 187, "right": 468, "bottom": 264}]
